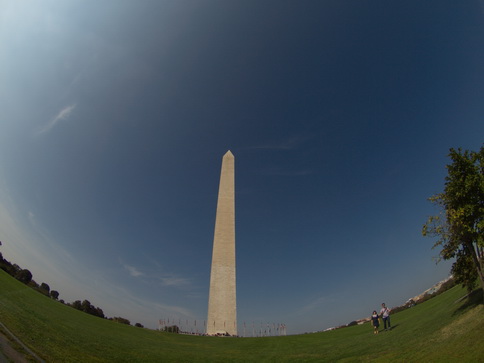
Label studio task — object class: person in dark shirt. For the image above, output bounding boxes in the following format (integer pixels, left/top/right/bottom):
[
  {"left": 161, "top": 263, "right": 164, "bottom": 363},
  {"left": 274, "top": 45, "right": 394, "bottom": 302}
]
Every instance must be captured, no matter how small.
[{"left": 371, "top": 310, "right": 380, "bottom": 334}]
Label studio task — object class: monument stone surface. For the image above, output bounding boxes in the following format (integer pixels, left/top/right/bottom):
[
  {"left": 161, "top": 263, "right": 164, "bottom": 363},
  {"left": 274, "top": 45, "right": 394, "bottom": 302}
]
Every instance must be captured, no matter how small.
[{"left": 207, "top": 150, "right": 237, "bottom": 336}]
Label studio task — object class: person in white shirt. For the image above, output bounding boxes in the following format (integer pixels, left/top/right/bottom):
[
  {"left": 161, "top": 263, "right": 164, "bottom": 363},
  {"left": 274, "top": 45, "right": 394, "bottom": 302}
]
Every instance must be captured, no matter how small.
[{"left": 380, "top": 303, "right": 391, "bottom": 330}]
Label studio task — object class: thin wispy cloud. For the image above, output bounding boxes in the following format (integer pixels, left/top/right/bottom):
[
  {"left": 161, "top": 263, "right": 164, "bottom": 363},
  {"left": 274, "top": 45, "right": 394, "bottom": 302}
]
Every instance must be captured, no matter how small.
[
  {"left": 136, "top": 255, "right": 192, "bottom": 288},
  {"left": 37, "top": 104, "right": 76, "bottom": 135},
  {"left": 120, "top": 260, "right": 189, "bottom": 287},
  {"left": 298, "top": 295, "right": 336, "bottom": 315},
  {"left": 28, "top": 211, "right": 35, "bottom": 223},
  {"left": 122, "top": 263, "right": 144, "bottom": 277},
  {"left": 159, "top": 276, "right": 190, "bottom": 287}
]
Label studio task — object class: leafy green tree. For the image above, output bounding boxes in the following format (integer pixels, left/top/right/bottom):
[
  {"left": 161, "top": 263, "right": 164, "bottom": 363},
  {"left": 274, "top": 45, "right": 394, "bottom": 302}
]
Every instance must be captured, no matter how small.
[
  {"left": 28, "top": 280, "right": 39, "bottom": 289},
  {"left": 422, "top": 146, "right": 484, "bottom": 293},
  {"left": 81, "top": 300, "right": 93, "bottom": 314},
  {"left": 95, "top": 307, "right": 105, "bottom": 319},
  {"left": 69, "top": 299, "right": 105, "bottom": 318},
  {"left": 15, "top": 269, "right": 33, "bottom": 284},
  {"left": 163, "top": 325, "right": 180, "bottom": 333},
  {"left": 0, "top": 258, "right": 13, "bottom": 274},
  {"left": 112, "top": 317, "right": 131, "bottom": 325},
  {"left": 50, "top": 290, "right": 60, "bottom": 300},
  {"left": 71, "top": 300, "right": 82, "bottom": 310},
  {"left": 40, "top": 282, "right": 50, "bottom": 296},
  {"left": 0, "top": 243, "right": 15, "bottom": 275},
  {"left": 11, "top": 264, "right": 21, "bottom": 275}
]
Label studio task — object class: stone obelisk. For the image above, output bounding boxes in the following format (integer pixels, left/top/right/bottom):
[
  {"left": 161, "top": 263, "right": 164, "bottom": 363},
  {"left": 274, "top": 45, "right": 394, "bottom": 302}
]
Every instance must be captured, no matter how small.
[{"left": 207, "top": 150, "right": 237, "bottom": 336}]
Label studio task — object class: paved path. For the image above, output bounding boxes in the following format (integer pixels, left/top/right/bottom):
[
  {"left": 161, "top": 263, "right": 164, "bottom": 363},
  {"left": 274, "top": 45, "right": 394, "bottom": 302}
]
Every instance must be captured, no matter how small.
[
  {"left": 0, "top": 329, "right": 27, "bottom": 362},
  {"left": 0, "top": 350, "right": 9, "bottom": 363},
  {"left": 0, "top": 322, "right": 44, "bottom": 362}
]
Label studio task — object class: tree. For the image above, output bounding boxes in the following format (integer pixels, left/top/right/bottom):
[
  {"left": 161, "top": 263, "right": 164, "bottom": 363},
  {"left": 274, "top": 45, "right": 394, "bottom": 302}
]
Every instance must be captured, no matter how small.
[
  {"left": 28, "top": 280, "right": 39, "bottom": 289},
  {"left": 112, "top": 317, "right": 131, "bottom": 325},
  {"left": 81, "top": 300, "right": 94, "bottom": 314},
  {"left": 39, "top": 282, "right": 50, "bottom": 296},
  {"left": 69, "top": 299, "right": 105, "bottom": 318},
  {"left": 15, "top": 269, "right": 33, "bottom": 284},
  {"left": 71, "top": 300, "right": 82, "bottom": 310},
  {"left": 95, "top": 307, "right": 105, "bottom": 319},
  {"left": 0, "top": 259, "right": 13, "bottom": 274},
  {"left": 50, "top": 290, "right": 60, "bottom": 300},
  {"left": 422, "top": 146, "right": 484, "bottom": 293},
  {"left": 163, "top": 325, "right": 180, "bottom": 333},
  {"left": 11, "top": 264, "right": 21, "bottom": 275}
]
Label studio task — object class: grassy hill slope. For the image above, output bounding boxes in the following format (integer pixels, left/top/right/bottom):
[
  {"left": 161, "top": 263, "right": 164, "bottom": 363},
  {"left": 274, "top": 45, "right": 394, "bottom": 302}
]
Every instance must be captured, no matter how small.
[{"left": 0, "top": 269, "right": 483, "bottom": 362}]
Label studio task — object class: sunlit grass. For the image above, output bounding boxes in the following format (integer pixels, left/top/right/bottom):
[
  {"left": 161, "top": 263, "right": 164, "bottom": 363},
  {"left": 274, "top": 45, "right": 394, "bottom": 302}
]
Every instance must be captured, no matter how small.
[{"left": 0, "top": 269, "right": 482, "bottom": 362}]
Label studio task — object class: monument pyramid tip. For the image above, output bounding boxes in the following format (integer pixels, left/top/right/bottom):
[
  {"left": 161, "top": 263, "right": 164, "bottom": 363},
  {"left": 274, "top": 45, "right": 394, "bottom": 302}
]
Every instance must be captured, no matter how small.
[{"left": 225, "top": 150, "right": 234, "bottom": 157}]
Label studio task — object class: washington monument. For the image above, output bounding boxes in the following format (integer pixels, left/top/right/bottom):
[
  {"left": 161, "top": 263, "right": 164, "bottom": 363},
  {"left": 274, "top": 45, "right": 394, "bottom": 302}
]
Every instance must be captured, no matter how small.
[{"left": 207, "top": 150, "right": 237, "bottom": 336}]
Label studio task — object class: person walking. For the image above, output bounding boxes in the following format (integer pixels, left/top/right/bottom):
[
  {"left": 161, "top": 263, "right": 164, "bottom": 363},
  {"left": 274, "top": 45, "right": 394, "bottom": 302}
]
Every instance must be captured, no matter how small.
[
  {"left": 370, "top": 311, "right": 380, "bottom": 334},
  {"left": 380, "top": 303, "right": 391, "bottom": 330}
]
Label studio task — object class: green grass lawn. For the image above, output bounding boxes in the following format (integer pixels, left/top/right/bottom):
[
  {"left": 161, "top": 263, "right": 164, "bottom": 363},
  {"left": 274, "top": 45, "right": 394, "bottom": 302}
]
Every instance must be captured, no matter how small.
[{"left": 0, "top": 269, "right": 483, "bottom": 362}]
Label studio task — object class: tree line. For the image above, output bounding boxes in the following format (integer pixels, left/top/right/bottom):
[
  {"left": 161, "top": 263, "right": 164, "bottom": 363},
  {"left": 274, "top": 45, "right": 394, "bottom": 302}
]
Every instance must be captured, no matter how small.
[{"left": 0, "top": 243, "right": 143, "bottom": 327}]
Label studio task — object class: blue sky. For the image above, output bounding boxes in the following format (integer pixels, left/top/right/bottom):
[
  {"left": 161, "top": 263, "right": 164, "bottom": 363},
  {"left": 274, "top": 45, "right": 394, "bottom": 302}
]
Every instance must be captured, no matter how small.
[{"left": 0, "top": 0, "right": 483, "bottom": 334}]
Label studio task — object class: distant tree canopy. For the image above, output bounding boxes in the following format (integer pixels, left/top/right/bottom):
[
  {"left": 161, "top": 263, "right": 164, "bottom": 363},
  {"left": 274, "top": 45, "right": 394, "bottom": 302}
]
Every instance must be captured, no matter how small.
[
  {"left": 163, "top": 325, "right": 180, "bottom": 333},
  {"left": 12, "top": 264, "right": 21, "bottom": 275},
  {"left": 40, "top": 282, "right": 50, "bottom": 293},
  {"left": 71, "top": 300, "right": 82, "bottom": 310},
  {"left": 15, "top": 269, "right": 33, "bottom": 284},
  {"left": 0, "top": 252, "right": 14, "bottom": 275},
  {"left": 423, "top": 146, "right": 484, "bottom": 293},
  {"left": 112, "top": 317, "right": 131, "bottom": 325},
  {"left": 0, "top": 240, "right": 134, "bottom": 324},
  {"left": 50, "top": 290, "right": 60, "bottom": 300},
  {"left": 70, "top": 300, "right": 105, "bottom": 319},
  {"left": 28, "top": 280, "right": 40, "bottom": 289}
]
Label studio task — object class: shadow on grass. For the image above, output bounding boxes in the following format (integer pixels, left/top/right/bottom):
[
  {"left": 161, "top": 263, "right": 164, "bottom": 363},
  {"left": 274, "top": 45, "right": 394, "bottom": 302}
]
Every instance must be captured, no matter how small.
[
  {"left": 380, "top": 324, "right": 399, "bottom": 332},
  {"left": 453, "top": 288, "right": 483, "bottom": 316}
]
